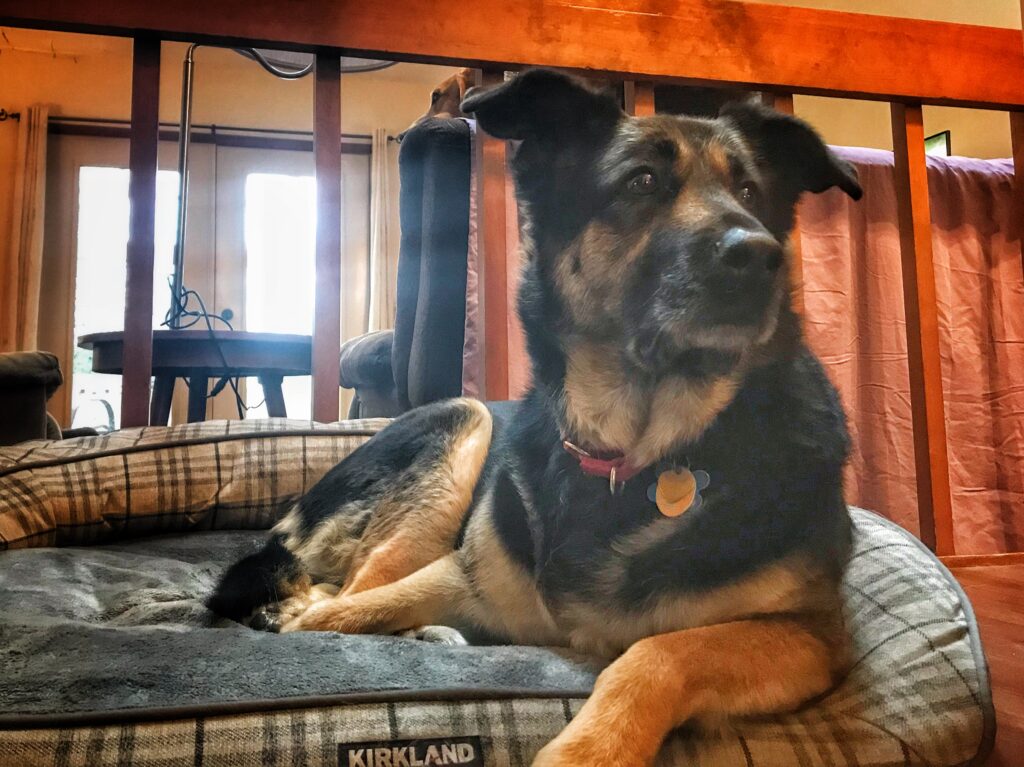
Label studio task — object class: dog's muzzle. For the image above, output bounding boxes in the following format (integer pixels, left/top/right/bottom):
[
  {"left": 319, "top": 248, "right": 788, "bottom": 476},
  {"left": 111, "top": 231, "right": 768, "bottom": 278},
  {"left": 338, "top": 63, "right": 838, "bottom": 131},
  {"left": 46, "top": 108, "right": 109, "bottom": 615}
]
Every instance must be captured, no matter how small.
[{"left": 626, "top": 225, "right": 786, "bottom": 368}]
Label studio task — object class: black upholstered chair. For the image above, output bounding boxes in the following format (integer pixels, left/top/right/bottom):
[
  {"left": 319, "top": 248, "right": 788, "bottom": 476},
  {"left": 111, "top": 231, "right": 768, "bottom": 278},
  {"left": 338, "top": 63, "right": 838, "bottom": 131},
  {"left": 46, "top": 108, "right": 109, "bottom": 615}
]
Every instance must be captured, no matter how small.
[
  {"left": 0, "top": 351, "right": 64, "bottom": 446},
  {"left": 340, "top": 118, "right": 472, "bottom": 418}
]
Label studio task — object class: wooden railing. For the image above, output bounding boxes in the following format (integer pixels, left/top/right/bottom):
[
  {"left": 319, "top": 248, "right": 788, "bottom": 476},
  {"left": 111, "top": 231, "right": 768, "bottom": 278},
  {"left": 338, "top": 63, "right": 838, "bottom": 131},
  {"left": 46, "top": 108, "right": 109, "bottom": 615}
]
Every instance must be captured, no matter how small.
[{"left": 3, "top": 0, "right": 1024, "bottom": 556}]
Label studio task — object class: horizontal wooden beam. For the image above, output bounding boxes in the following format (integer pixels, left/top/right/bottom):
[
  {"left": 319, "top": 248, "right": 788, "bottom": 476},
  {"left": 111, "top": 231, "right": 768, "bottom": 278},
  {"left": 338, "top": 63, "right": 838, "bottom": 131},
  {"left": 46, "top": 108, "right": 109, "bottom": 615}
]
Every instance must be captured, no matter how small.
[
  {"left": 48, "top": 121, "right": 372, "bottom": 155},
  {"left": 942, "top": 551, "right": 1024, "bottom": 569},
  {"left": 3, "top": 0, "right": 1023, "bottom": 109}
]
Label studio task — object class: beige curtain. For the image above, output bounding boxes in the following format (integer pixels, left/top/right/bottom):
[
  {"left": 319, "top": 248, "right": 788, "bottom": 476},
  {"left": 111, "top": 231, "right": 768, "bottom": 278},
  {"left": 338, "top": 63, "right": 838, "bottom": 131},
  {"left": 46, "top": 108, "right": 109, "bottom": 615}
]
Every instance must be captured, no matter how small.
[
  {"left": 366, "top": 128, "right": 399, "bottom": 333},
  {"left": 1, "top": 104, "right": 49, "bottom": 352}
]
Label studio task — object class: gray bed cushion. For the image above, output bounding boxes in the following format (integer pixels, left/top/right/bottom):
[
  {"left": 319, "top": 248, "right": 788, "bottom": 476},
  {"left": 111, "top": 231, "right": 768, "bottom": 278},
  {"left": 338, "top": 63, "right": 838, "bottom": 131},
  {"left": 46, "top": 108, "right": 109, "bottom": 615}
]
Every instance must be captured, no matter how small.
[{"left": 0, "top": 509, "right": 993, "bottom": 767}]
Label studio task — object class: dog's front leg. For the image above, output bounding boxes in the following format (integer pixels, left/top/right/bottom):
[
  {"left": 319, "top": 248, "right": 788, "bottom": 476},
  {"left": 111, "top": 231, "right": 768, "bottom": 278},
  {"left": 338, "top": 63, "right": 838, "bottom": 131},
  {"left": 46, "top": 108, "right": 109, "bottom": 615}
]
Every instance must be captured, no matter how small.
[
  {"left": 280, "top": 553, "right": 470, "bottom": 634},
  {"left": 533, "top": 617, "right": 838, "bottom": 767}
]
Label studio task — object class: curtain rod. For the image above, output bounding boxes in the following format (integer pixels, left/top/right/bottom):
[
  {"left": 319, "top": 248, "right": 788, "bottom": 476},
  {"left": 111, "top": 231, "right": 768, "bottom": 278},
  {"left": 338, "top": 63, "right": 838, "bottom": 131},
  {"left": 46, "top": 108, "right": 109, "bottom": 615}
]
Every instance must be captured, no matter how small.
[
  {"left": 0, "top": 109, "right": 21, "bottom": 122},
  {"left": 47, "top": 115, "right": 382, "bottom": 141}
]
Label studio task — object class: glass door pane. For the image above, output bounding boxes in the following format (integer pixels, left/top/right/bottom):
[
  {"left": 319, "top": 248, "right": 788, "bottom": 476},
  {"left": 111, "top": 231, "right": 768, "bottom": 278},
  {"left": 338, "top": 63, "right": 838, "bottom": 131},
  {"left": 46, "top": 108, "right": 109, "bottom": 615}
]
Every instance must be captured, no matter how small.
[
  {"left": 71, "top": 167, "right": 179, "bottom": 430},
  {"left": 243, "top": 172, "right": 317, "bottom": 419}
]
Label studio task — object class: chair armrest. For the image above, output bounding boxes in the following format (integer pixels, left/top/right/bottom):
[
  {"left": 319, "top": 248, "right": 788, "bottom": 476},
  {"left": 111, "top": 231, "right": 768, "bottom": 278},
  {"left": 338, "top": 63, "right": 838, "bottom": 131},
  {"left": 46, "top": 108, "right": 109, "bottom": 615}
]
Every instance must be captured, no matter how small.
[
  {"left": 0, "top": 352, "right": 63, "bottom": 396},
  {"left": 340, "top": 330, "right": 395, "bottom": 390}
]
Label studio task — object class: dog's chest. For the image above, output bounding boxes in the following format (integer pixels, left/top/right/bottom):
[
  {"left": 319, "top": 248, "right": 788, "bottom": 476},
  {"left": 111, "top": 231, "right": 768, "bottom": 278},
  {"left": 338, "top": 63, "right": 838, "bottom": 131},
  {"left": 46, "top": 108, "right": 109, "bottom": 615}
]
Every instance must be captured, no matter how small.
[{"left": 522, "top": 463, "right": 808, "bottom": 656}]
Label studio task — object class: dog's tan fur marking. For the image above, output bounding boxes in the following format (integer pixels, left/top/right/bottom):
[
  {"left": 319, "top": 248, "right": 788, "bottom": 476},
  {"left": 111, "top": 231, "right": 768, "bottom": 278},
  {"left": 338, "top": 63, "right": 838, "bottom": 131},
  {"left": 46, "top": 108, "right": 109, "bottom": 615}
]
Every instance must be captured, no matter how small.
[
  {"left": 339, "top": 398, "right": 492, "bottom": 596},
  {"left": 274, "top": 398, "right": 492, "bottom": 591},
  {"left": 282, "top": 553, "right": 472, "bottom": 634},
  {"left": 533, "top": 618, "right": 839, "bottom": 766},
  {"left": 554, "top": 224, "right": 652, "bottom": 333},
  {"left": 628, "top": 373, "right": 739, "bottom": 468},
  {"left": 459, "top": 493, "right": 565, "bottom": 645},
  {"left": 705, "top": 142, "right": 731, "bottom": 180},
  {"left": 563, "top": 342, "right": 643, "bottom": 452},
  {"left": 562, "top": 341, "right": 738, "bottom": 460}
]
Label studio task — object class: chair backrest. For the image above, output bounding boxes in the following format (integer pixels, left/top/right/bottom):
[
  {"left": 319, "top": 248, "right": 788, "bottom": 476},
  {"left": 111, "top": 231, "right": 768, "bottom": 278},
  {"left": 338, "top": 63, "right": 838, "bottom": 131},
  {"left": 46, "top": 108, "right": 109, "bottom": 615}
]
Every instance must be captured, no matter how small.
[{"left": 392, "top": 118, "right": 473, "bottom": 410}]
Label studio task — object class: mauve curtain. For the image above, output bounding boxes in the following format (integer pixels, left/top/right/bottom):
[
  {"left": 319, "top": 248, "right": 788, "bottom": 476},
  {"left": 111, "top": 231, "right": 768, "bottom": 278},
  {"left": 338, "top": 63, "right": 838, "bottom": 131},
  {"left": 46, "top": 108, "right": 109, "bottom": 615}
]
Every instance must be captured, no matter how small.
[
  {"left": 801, "top": 147, "right": 1024, "bottom": 554},
  {"left": 0, "top": 104, "right": 49, "bottom": 352}
]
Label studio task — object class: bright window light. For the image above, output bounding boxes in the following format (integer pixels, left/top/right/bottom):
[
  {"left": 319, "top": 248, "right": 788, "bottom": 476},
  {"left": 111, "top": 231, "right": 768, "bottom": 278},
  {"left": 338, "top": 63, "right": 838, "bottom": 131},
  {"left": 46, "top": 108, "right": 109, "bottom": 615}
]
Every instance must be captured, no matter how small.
[
  {"left": 244, "top": 172, "right": 318, "bottom": 419},
  {"left": 71, "top": 167, "right": 179, "bottom": 430}
]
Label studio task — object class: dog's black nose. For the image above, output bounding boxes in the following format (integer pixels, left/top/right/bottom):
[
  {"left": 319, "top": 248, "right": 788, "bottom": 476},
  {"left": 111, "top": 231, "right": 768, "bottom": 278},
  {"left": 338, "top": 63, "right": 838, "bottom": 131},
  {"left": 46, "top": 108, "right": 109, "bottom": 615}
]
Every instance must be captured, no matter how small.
[{"left": 717, "top": 228, "right": 783, "bottom": 277}]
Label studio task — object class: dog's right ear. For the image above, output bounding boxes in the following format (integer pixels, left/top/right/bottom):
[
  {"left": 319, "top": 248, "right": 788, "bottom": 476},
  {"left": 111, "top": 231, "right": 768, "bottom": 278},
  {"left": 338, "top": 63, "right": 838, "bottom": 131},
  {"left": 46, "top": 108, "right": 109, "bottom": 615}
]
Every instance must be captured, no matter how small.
[{"left": 461, "top": 68, "right": 622, "bottom": 142}]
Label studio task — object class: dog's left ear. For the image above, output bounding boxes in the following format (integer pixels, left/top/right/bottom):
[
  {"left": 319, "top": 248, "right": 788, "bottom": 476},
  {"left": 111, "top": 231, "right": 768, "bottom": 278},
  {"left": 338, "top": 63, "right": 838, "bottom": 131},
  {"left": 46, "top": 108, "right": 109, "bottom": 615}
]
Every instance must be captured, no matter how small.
[
  {"left": 721, "top": 102, "right": 863, "bottom": 200},
  {"left": 461, "top": 68, "right": 622, "bottom": 143}
]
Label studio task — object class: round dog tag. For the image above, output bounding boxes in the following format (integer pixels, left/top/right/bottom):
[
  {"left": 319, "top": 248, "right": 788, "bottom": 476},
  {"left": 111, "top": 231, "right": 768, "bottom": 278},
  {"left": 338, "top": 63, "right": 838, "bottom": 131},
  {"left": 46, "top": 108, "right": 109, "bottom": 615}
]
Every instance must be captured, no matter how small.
[
  {"left": 655, "top": 468, "right": 697, "bottom": 517},
  {"left": 649, "top": 468, "right": 710, "bottom": 517}
]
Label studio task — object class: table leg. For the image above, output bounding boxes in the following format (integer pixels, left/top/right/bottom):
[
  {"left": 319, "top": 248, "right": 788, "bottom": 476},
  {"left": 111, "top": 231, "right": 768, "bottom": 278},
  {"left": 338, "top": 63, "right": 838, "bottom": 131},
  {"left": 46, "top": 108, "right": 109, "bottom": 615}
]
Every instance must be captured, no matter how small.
[
  {"left": 150, "top": 375, "right": 175, "bottom": 426},
  {"left": 187, "top": 375, "right": 209, "bottom": 423},
  {"left": 259, "top": 374, "right": 287, "bottom": 418}
]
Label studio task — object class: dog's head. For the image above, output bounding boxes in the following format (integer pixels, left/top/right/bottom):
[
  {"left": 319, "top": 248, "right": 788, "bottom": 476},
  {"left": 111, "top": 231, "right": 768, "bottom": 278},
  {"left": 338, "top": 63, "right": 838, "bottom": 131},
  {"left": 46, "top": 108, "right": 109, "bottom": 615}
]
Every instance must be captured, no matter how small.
[
  {"left": 403, "top": 68, "right": 475, "bottom": 138},
  {"left": 463, "top": 69, "right": 861, "bottom": 378}
]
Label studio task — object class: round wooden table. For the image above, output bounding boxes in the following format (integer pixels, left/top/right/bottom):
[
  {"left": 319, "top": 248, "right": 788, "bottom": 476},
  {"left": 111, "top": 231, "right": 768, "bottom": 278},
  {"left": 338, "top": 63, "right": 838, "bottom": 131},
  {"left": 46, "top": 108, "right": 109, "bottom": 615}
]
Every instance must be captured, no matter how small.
[{"left": 78, "top": 330, "right": 313, "bottom": 425}]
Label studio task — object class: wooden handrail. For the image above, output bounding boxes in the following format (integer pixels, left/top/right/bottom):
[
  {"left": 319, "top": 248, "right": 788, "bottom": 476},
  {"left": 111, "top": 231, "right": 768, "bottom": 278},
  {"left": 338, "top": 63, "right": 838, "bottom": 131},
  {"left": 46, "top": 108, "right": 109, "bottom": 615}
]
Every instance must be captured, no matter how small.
[{"left": 3, "top": 0, "right": 1023, "bottom": 109}]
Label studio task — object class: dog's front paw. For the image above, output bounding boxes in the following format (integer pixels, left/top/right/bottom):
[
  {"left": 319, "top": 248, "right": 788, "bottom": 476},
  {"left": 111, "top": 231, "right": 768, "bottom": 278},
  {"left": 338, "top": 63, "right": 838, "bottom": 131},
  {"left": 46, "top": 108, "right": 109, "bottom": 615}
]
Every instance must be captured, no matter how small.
[
  {"left": 250, "top": 583, "right": 340, "bottom": 633},
  {"left": 399, "top": 625, "right": 468, "bottom": 646},
  {"left": 280, "top": 598, "right": 358, "bottom": 634}
]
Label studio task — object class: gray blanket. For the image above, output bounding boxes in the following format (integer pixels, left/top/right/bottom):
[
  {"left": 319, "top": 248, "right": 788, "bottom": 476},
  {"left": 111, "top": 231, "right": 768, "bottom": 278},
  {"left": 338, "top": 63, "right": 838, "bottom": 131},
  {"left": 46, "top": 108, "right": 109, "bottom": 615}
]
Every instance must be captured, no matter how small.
[{"left": 0, "top": 532, "right": 599, "bottom": 723}]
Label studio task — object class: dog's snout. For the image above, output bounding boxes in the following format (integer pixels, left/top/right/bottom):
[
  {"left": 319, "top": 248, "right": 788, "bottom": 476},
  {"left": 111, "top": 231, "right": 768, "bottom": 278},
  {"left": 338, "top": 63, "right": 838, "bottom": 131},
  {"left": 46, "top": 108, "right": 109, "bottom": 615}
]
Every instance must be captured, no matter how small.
[{"left": 717, "top": 228, "right": 783, "bottom": 277}]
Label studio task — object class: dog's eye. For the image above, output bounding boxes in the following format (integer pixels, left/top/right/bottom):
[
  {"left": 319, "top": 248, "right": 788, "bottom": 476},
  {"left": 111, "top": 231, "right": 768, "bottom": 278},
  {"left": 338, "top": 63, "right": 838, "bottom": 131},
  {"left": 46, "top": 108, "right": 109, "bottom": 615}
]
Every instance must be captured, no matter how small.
[
  {"left": 431, "top": 90, "right": 441, "bottom": 104},
  {"left": 738, "top": 183, "right": 759, "bottom": 208},
  {"left": 626, "top": 171, "right": 658, "bottom": 196}
]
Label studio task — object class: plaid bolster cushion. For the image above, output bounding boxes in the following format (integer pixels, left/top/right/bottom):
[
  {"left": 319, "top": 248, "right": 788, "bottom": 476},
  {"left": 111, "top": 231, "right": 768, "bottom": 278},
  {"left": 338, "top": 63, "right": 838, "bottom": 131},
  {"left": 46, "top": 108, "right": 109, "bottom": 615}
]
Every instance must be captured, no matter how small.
[{"left": 0, "top": 418, "right": 389, "bottom": 550}]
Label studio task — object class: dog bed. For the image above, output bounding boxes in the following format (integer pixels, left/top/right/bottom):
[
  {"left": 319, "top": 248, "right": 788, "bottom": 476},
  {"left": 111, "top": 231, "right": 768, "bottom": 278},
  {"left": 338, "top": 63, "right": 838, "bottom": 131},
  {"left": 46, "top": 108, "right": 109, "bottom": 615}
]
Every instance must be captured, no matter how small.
[{"left": 0, "top": 419, "right": 994, "bottom": 766}]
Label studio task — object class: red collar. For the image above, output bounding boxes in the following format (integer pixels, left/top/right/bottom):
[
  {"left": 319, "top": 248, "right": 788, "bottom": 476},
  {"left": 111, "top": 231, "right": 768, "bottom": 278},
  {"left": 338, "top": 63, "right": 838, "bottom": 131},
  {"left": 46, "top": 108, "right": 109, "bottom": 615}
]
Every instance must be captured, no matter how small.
[{"left": 562, "top": 439, "right": 646, "bottom": 485}]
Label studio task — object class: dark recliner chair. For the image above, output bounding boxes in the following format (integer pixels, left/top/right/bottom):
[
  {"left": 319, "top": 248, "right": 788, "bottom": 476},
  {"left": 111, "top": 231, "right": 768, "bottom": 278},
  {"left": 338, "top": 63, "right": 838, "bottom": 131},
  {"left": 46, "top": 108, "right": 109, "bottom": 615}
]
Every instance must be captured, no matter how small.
[
  {"left": 340, "top": 118, "right": 472, "bottom": 418},
  {"left": 0, "top": 351, "right": 103, "bottom": 445},
  {"left": 0, "top": 351, "right": 64, "bottom": 446}
]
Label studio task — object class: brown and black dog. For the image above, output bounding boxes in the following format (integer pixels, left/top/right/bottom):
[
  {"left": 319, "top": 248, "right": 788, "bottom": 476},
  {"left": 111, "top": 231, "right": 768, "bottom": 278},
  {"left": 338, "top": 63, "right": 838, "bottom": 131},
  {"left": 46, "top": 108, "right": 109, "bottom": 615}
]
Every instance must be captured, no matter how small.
[
  {"left": 211, "top": 68, "right": 863, "bottom": 766},
  {"left": 402, "top": 67, "right": 474, "bottom": 137}
]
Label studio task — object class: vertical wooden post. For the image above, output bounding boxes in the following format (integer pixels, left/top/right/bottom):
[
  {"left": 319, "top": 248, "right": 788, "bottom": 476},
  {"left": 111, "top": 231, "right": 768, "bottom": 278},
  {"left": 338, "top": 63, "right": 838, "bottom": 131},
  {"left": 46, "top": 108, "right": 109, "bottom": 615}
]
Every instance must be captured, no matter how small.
[
  {"left": 121, "top": 37, "right": 161, "bottom": 428},
  {"left": 624, "top": 81, "right": 656, "bottom": 116},
  {"left": 890, "top": 102, "right": 955, "bottom": 555},
  {"left": 1010, "top": 112, "right": 1024, "bottom": 243},
  {"left": 476, "top": 68, "right": 510, "bottom": 401},
  {"left": 311, "top": 53, "right": 342, "bottom": 422},
  {"left": 772, "top": 93, "right": 806, "bottom": 315}
]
